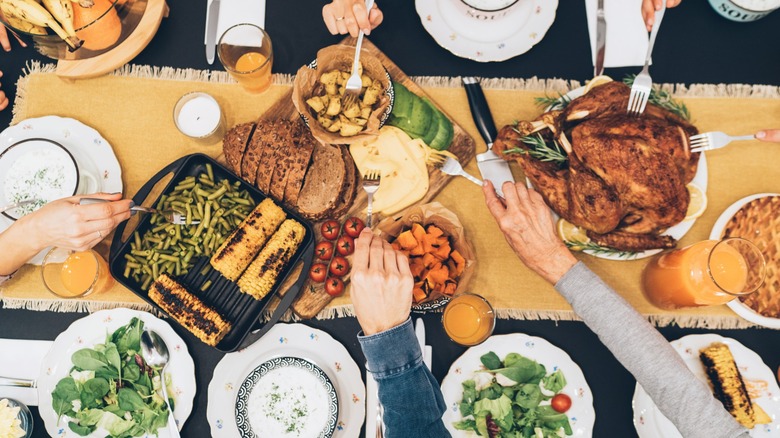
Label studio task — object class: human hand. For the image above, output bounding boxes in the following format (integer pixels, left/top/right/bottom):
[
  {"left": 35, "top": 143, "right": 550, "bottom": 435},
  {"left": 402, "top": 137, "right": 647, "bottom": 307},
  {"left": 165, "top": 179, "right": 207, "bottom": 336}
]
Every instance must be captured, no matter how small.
[
  {"left": 323, "top": 0, "right": 383, "bottom": 37},
  {"left": 0, "top": 70, "right": 8, "bottom": 111},
  {"left": 482, "top": 180, "right": 577, "bottom": 285},
  {"left": 19, "top": 193, "right": 133, "bottom": 252},
  {"left": 756, "top": 129, "right": 780, "bottom": 143},
  {"left": 0, "top": 23, "right": 26, "bottom": 52},
  {"left": 350, "top": 228, "right": 414, "bottom": 336},
  {"left": 642, "top": 0, "right": 682, "bottom": 31}
]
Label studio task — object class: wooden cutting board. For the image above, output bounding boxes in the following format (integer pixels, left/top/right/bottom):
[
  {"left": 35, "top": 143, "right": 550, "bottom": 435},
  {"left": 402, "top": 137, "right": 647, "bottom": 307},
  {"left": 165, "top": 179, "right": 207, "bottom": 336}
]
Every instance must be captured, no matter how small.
[{"left": 237, "top": 38, "right": 476, "bottom": 319}]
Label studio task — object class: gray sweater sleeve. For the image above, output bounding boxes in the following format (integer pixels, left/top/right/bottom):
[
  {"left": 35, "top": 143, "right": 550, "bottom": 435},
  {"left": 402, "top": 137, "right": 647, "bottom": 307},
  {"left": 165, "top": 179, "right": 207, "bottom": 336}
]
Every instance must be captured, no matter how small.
[{"left": 555, "top": 262, "right": 749, "bottom": 438}]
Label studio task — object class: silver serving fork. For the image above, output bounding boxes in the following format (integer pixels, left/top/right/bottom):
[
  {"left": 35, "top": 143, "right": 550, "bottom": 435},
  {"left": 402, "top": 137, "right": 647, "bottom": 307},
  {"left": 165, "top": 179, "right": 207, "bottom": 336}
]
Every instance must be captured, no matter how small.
[
  {"left": 343, "top": 0, "right": 376, "bottom": 108},
  {"left": 627, "top": 3, "right": 666, "bottom": 116},
  {"left": 439, "top": 157, "right": 483, "bottom": 187},
  {"left": 362, "top": 169, "right": 381, "bottom": 227},
  {"left": 689, "top": 132, "right": 755, "bottom": 153},
  {"left": 79, "top": 198, "right": 200, "bottom": 225}
]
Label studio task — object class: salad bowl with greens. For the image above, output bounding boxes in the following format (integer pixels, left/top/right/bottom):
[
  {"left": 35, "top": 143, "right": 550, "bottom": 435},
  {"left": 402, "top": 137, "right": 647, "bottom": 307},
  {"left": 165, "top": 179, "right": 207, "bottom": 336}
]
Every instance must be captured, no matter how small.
[
  {"left": 441, "top": 333, "right": 594, "bottom": 437},
  {"left": 37, "top": 309, "right": 196, "bottom": 437}
]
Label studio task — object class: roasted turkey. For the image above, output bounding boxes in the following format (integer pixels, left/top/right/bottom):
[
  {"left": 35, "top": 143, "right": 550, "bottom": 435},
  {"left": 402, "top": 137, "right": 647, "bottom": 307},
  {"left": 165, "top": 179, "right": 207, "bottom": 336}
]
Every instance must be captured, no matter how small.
[{"left": 494, "top": 81, "right": 699, "bottom": 252}]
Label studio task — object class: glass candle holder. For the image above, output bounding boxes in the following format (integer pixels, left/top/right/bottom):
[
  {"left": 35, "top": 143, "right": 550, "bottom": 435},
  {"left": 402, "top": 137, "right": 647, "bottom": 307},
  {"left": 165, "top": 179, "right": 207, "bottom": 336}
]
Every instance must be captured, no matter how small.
[{"left": 173, "top": 92, "right": 226, "bottom": 144}]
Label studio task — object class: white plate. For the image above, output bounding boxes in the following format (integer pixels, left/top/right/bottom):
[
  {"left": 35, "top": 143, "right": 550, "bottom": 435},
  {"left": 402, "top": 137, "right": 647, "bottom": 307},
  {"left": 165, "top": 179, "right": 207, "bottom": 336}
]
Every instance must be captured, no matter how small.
[
  {"left": 709, "top": 193, "right": 780, "bottom": 329},
  {"left": 36, "top": 308, "right": 197, "bottom": 438},
  {"left": 0, "top": 116, "right": 123, "bottom": 265},
  {"left": 538, "top": 86, "right": 708, "bottom": 261},
  {"left": 207, "top": 323, "right": 365, "bottom": 438},
  {"left": 440, "top": 333, "right": 595, "bottom": 436},
  {"left": 415, "top": 0, "right": 558, "bottom": 62},
  {"left": 632, "top": 334, "right": 780, "bottom": 437}
]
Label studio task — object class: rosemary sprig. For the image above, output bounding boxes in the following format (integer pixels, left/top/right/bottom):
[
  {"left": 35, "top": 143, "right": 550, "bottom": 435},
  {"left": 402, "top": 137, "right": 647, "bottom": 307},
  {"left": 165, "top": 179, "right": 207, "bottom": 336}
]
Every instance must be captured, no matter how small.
[
  {"left": 623, "top": 75, "right": 691, "bottom": 120},
  {"left": 503, "top": 133, "right": 568, "bottom": 166},
  {"left": 564, "top": 240, "right": 637, "bottom": 258},
  {"left": 534, "top": 93, "right": 572, "bottom": 111}
]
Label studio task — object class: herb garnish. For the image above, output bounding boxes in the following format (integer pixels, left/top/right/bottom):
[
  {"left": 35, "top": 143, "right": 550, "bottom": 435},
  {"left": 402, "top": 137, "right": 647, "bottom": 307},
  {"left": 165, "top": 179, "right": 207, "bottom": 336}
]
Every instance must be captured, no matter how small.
[
  {"left": 534, "top": 93, "right": 572, "bottom": 111},
  {"left": 623, "top": 75, "right": 691, "bottom": 120},
  {"left": 503, "top": 133, "right": 568, "bottom": 167},
  {"left": 564, "top": 240, "right": 637, "bottom": 258}
]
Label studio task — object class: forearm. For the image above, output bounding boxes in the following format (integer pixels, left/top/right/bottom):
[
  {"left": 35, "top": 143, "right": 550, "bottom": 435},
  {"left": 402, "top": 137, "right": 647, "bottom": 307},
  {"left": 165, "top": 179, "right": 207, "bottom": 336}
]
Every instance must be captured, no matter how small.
[
  {"left": 359, "top": 318, "right": 450, "bottom": 438},
  {"left": 555, "top": 262, "right": 748, "bottom": 438},
  {"left": 0, "top": 218, "right": 42, "bottom": 276}
]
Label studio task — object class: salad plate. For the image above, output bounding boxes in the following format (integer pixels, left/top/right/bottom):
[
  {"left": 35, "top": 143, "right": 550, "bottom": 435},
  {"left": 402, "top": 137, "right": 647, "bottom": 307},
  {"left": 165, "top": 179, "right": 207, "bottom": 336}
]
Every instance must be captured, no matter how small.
[
  {"left": 0, "top": 116, "right": 123, "bottom": 265},
  {"left": 415, "top": 0, "right": 558, "bottom": 62},
  {"left": 207, "top": 323, "right": 365, "bottom": 437},
  {"left": 441, "top": 333, "right": 595, "bottom": 436},
  {"left": 632, "top": 334, "right": 780, "bottom": 437},
  {"left": 36, "top": 308, "right": 196, "bottom": 437}
]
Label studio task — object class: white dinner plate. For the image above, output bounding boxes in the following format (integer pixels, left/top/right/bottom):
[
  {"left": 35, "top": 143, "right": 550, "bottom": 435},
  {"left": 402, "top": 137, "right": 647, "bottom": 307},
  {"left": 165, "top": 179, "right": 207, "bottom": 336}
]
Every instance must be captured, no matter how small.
[
  {"left": 709, "top": 193, "right": 780, "bottom": 329},
  {"left": 440, "top": 333, "right": 595, "bottom": 436},
  {"left": 0, "top": 116, "right": 123, "bottom": 265},
  {"left": 36, "top": 308, "right": 197, "bottom": 437},
  {"left": 207, "top": 323, "right": 365, "bottom": 438},
  {"left": 415, "top": 0, "right": 558, "bottom": 62},
  {"left": 632, "top": 334, "right": 780, "bottom": 437},
  {"left": 537, "top": 86, "right": 708, "bottom": 261}
]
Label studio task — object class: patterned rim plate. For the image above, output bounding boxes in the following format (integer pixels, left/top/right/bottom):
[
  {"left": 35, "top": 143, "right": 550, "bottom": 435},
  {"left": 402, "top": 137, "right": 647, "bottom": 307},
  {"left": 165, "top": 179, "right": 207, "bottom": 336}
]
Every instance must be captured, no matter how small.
[
  {"left": 207, "top": 323, "right": 365, "bottom": 437},
  {"left": 235, "top": 356, "right": 339, "bottom": 438},
  {"left": 415, "top": 0, "right": 558, "bottom": 62},
  {"left": 36, "top": 308, "right": 196, "bottom": 438},
  {"left": 0, "top": 115, "right": 123, "bottom": 265},
  {"left": 440, "top": 333, "right": 595, "bottom": 436},
  {"left": 632, "top": 334, "right": 780, "bottom": 437},
  {"left": 538, "top": 86, "right": 708, "bottom": 261},
  {"left": 412, "top": 295, "right": 450, "bottom": 313},
  {"left": 709, "top": 193, "right": 780, "bottom": 329}
]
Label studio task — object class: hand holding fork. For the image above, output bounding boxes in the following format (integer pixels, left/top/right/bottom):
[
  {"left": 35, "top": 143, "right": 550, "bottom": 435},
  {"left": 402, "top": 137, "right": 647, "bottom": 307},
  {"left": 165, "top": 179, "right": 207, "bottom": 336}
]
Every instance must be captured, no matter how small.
[
  {"left": 627, "top": 2, "right": 666, "bottom": 116},
  {"left": 690, "top": 129, "right": 779, "bottom": 153}
]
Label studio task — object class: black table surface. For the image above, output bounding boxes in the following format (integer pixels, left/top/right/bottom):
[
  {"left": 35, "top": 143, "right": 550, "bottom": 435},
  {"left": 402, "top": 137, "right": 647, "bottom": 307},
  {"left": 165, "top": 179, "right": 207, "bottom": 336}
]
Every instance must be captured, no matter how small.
[{"left": 1, "top": 1, "right": 779, "bottom": 437}]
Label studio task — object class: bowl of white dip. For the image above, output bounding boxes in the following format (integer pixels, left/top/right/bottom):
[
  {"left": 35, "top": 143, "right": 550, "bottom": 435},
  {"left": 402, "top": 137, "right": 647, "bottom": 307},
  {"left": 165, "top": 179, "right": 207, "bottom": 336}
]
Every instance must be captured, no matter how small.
[
  {"left": 708, "top": 0, "right": 780, "bottom": 21},
  {"left": 0, "top": 138, "right": 79, "bottom": 221}
]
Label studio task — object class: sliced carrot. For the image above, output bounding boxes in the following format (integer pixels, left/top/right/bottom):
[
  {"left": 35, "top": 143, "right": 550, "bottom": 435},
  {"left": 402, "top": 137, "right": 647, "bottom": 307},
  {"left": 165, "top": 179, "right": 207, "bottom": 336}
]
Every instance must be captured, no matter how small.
[
  {"left": 433, "top": 242, "right": 451, "bottom": 260},
  {"left": 411, "top": 223, "right": 426, "bottom": 244},
  {"left": 397, "top": 230, "right": 418, "bottom": 250},
  {"left": 426, "top": 225, "right": 444, "bottom": 238}
]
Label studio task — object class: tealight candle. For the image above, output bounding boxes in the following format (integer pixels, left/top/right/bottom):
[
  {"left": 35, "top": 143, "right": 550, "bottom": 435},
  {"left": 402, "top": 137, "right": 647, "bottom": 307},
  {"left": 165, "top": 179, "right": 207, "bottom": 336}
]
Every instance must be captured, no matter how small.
[{"left": 173, "top": 92, "right": 226, "bottom": 143}]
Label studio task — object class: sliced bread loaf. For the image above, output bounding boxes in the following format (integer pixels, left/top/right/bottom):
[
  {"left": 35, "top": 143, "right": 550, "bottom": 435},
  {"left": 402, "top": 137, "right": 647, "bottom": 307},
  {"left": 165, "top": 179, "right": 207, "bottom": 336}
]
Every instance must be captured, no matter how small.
[
  {"left": 223, "top": 122, "right": 255, "bottom": 175},
  {"left": 295, "top": 143, "right": 347, "bottom": 220},
  {"left": 283, "top": 121, "right": 316, "bottom": 206},
  {"left": 330, "top": 145, "right": 358, "bottom": 219}
]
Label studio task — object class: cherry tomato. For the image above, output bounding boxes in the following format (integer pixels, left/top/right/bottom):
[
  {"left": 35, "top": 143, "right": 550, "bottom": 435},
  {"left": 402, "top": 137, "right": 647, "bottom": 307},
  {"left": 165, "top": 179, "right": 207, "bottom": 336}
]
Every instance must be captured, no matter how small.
[
  {"left": 329, "top": 256, "right": 350, "bottom": 277},
  {"left": 315, "top": 241, "right": 334, "bottom": 261},
  {"left": 321, "top": 220, "right": 340, "bottom": 241},
  {"left": 336, "top": 235, "right": 355, "bottom": 256},
  {"left": 343, "top": 217, "right": 366, "bottom": 238},
  {"left": 550, "top": 394, "right": 572, "bottom": 413},
  {"left": 325, "top": 277, "right": 345, "bottom": 296},
  {"left": 308, "top": 263, "right": 327, "bottom": 283}
]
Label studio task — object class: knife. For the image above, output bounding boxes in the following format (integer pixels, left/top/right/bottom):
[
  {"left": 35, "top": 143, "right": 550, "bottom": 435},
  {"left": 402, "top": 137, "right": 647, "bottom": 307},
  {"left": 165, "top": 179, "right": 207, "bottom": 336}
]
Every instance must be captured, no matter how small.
[
  {"left": 594, "top": 0, "right": 606, "bottom": 77},
  {"left": 415, "top": 319, "right": 432, "bottom": 370},
  {"left": 205, "top": 0, "right": 221, "bottom": 64},
  {"left": 462, "top": 77, "right": 514, "bottom": 199}
]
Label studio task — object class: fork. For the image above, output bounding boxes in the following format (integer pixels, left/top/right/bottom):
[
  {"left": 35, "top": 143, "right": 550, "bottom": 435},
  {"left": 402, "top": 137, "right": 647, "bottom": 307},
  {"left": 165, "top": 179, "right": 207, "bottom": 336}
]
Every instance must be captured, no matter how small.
[
  {"left": 439, "top": 157, "right": 483, "bottom": 187},
  {"left": 627, "top": 3, "right": 666, "bottom": 116},
  {"left": 689, "top": 132, "right": 755, "bottom": 153},
  {"left": 362, "top": 169, "right": 381, "bottom": 227},
  {"left": 79, "top": 199, "right": 200, "bottom": 225},
  {"left": 343, "top": 0, "right": 376, "bottom": 108},
  {"left": 375, "top": 396, "right": 384, "bottom": 438}
]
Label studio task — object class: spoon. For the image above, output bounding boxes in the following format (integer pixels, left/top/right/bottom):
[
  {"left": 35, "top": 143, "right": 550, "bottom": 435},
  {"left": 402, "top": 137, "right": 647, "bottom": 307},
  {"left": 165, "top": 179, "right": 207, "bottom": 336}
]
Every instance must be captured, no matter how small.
[{"left": 140, "top": 330, "right": 180, "bottom": 437}]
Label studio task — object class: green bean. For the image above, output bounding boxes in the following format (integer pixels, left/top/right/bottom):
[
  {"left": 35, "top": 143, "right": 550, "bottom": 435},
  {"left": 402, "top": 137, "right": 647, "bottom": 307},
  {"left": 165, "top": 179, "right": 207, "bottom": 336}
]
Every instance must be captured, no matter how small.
[
  {"left": 232, "top": 197, "right": 252, "bottom": 206},
  {"left": 200, "top": 280, "right": 212, "bottom": 291},
  {"left": 134, "top": 232, "right": 142, "bottom": 249},
  {"left": 141, "top": 275, "right": 153, "bottom": 291},
  {"left": 207, "top": 185, "right": 227, "bottom": 200},
  {"left": 151, "top": 262, "right": 159, "bottom": 280},
  {"left": 159, "top": 254, "right": 179, "bottom": 263},
  {"left": 206, "top": 163, "right": 214, "bottom": 182}
]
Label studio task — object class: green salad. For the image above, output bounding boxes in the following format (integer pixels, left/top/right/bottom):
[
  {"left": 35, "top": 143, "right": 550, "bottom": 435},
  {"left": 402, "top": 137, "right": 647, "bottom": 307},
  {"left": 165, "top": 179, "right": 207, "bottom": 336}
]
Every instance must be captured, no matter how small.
[
  {"left": 454, "top": 351, "right": 573, "bottom": 438},
  {"left": 51, "top": 318, "right": 172, "bottom": 437}
]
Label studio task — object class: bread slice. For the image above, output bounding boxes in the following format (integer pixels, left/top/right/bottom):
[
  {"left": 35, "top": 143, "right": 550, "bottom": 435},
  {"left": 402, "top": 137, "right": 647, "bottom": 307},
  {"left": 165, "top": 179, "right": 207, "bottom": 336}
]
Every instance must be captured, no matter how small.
[
  {"left": 268, "top": 122, "right": 298, "bottom": 201},
  {"left": 295, "top": 143, "right": 347, "bottom": 220},
  {"left": 254, "top": 120, "right": 288, "bottom": 193},
  {"left": 222, "top": 122, "right": 255, "bottom": 175},
  {"left": 240, "top": 123, "right": 270, "bottom": 185},
  {"left": 283, "top": 121, "right": 316, "bottom": 206},
  {"left": 330, "top": 145, "right": 358, "bottom": 219}
]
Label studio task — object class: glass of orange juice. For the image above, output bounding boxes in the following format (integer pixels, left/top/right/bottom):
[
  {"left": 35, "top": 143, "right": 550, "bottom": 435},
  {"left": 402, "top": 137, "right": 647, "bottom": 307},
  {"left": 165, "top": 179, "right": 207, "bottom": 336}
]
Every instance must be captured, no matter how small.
[
  {"left": 642, "top": 237, "right": 766, "bottom": 310},
  {"left": 442, "top": 292, "right": 496, "bottom": 346},
  {"left": 218, "top": 23, "right": 274, "bottom": 93},
  {"left": 42, "top": 248, "right": 114, "bottom": 298}
]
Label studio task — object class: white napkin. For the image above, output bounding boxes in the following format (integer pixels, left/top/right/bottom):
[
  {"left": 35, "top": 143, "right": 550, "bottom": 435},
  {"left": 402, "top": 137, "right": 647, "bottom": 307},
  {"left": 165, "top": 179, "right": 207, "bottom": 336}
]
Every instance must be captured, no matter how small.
[
  {"left": 585, "top": 0, "right": 650, "bottom": 68},
  {"left": 0, "top": 339, "right": 53, "bottom": 406},
  {"left": 217, "top": 0, "right": 267, "bottom": 40}
]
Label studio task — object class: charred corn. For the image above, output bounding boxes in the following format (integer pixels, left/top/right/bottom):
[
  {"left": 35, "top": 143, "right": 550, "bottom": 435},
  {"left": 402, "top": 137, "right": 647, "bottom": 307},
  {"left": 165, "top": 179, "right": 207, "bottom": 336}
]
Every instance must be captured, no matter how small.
[
  {"left": 699, "top": 342, "right": 757, "bottom": 428},
  {"left": 210, "top": 198, "right": 286, "bottom": 281},
  {"left": 149, "top": 273, "right": 232, "bottom": 346},
  {"left": 237, "top": 219, "right": 305, "bottom": 300}
]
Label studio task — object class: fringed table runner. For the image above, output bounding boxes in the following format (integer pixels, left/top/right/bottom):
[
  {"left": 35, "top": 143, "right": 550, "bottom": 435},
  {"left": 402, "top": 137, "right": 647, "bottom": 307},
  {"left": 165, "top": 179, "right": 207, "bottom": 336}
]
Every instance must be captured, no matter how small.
[{"left": 3, "top": 62, "right": 780, "bottom": 328}]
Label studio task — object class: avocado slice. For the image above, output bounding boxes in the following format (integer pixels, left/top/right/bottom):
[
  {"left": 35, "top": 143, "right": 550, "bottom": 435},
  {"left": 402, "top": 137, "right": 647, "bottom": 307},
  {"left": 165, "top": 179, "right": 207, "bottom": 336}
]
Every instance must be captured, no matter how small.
[
  {"left": 422, "top": 102, "right": 443, "bottom": 146},
  {"left": 406, "top": 96, "right": 433, "bottom": 136},
  {"left": 429, "top": 111, "right": 454, "bottom": 151},
  {"left": 391, "top": 81, "right": 414, "bottom": 120}
]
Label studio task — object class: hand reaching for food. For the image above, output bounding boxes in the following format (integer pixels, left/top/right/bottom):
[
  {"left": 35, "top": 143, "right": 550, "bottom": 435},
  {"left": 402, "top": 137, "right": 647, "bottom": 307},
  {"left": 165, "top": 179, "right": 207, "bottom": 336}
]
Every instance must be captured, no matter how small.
[
  {"left": 756, "top": 129, "right": 780, "bottom": 143},
  {"left": 322, "top": 0, "right": 383, "bottom": 37},
  {"left": 350, "top": 228, "right": 414, "bottom": 335},
  {"left": 641, "top": 0, "right": 682, "bottom": 31},
  {"left": 482, "top": 180, "right": 578, "bottom": 285}
]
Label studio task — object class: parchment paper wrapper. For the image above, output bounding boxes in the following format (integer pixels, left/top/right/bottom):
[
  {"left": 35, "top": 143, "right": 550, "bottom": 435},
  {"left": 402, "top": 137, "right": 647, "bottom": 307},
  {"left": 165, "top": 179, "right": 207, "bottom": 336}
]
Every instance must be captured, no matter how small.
[
  {"left": 292, "top": 44, "right": 392, "bottom": 145},
  {"left": 376, "top": 202, "right": 476, "bottom": 304}
]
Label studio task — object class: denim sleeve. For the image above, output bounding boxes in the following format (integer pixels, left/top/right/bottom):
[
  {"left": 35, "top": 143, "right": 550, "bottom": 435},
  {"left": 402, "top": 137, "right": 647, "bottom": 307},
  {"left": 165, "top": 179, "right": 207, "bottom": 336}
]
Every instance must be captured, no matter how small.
[{"left": 358, "top": 318, "right": 451, "bottom": 438}]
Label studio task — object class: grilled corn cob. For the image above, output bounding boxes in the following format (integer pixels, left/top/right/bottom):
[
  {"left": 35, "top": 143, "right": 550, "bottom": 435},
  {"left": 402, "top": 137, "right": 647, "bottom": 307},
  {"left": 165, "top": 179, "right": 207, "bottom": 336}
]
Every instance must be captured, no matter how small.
[
  {"left": 210, "top": 198, "right": 286, "bottom": 281},
  {"left": 149, "top": 273, "right": 232, "bottom": 346},
  {"left": 237, "top": 219, "right": 305, "bottom": 299},
  {"left": 699, "top": 342, "right": 766, "bottom": 429}
]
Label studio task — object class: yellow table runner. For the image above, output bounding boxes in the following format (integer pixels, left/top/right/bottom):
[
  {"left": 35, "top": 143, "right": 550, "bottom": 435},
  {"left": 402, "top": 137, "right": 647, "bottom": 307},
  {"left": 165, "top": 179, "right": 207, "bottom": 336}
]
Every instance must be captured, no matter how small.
[{"left": 3, "top": 62, "right": 779, "bottom": 328}]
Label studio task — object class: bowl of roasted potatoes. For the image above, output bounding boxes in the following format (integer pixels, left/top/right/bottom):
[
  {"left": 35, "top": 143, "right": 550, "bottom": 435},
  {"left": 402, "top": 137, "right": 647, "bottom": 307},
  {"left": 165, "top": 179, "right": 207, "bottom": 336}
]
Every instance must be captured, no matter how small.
[{"left": 292, "top": 44, "right": 393, "bottom": 145}]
